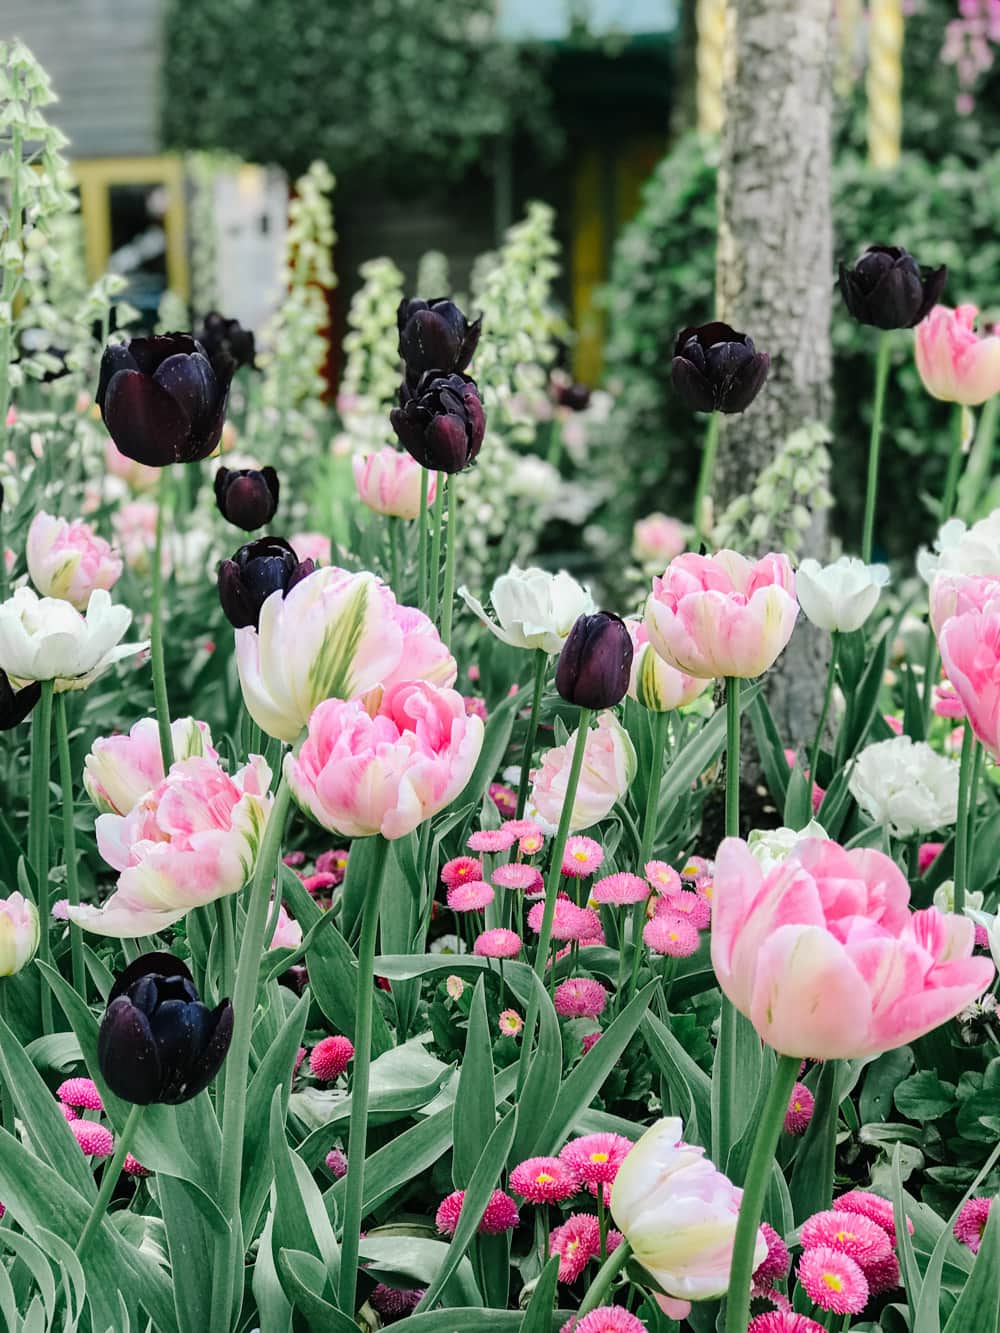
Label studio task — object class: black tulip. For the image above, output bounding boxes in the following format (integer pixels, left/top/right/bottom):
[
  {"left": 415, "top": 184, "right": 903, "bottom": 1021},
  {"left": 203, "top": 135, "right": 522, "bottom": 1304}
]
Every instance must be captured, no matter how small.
[
  {"left": 555, "top": 612, "right": 634, "bottom": 711},
  {"left": 671, "top": 323, "right": 770, "bottom": 415},
  {"left": 838, "top": 245, "right": 947, "bottom": 330},
  {"left": 195, "top": 311, "right": 257, "bottom": 374},
  {"left": 214, "top": 466, "right": 279, "bottom": 531},
  {"left": 0, "top": 670, "right": 42, "bottom": 730},
  {"left": 397, "top": 298, "right": 481, "bottom": 384},
  {"left": 217, "top": 535, "right": 315, "bottom": 630},
  {"left": 390, "top": 371, "right": 486, "bottom": 474},
  {"left": 98, "top": 952, "right": 233, "bottom": 1105},
  {"left": 555, "top": 381, "right": 592, "bottom": 412},
  {"left": 96, "top": 333, "right": 234, "bottom": 467}
]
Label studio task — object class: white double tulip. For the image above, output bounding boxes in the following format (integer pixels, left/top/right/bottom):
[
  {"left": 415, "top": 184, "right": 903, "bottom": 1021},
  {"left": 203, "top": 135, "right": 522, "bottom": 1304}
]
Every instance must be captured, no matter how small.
[
  {"left": 0, "top": 588, "right": 145, "bottom": 690},
  {"left": 459, "top": 565, "right": 595, "bottom": 655},
  {"left": 848, "top": 735, "right": 959, "bottom": 837}
]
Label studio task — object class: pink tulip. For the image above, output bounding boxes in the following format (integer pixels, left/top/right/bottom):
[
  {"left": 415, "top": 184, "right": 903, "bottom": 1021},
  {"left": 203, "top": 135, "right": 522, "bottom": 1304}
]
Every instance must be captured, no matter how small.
[
  {"left": 285, "top": 680, "right": 484, "bottom": 840},
  {"left": 627, "top": 619, "right": 712, "bottom": 711},
  {"left": 711, "top": 836, "right": 994, "bottom": 1058},
  {"left": 83, "top": 716, "right": 218, "bottom": 815},
  {"left": 938, "top": 609, "right": 1000, "bottom": 759},
  {"left": 68, "top": 755, "right": 274, "bottom": 937},
  {"left": 353, "top": 447, "right": 436, "bottom": 520},
  {"left": 26, "top": 511, "right": 122, "bottom": 611},
  {"left": 530, "top": 714, "right": 636, "bottom": 834},
  {"left": 268, "top": 901, "right": 303, "bottom": 950},
  {"left": 632, "top": 513, "right": 687, "bottom": 565},
  {"left": 103, "top": 438, "right": 159, "bottom": 492},
  {"left": 645, "top": 550, "right": 798, "bottom": 679},
  {"left": 929, "top": 572, "right": 1000, "bottom": 635},
  {"left": 915, "top": 304, "right": 1000, "bottom": 406},
  {"left": 290, "top": 532, "right": 332, "bottom": 566}
]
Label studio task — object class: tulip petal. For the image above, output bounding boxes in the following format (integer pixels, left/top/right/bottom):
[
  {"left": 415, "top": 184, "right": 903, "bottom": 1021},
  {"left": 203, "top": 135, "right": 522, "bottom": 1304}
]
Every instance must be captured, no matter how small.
[
  {"left": 97, "top": 997, "right": 162, "bottom": 1104},
  {"left": 103, "top": 370, "right": 188, "bottom": 466}
]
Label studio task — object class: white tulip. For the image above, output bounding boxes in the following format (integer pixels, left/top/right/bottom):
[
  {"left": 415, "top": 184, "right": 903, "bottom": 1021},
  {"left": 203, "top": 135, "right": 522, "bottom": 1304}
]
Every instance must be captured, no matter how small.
[
  {"left": 848, "top": 735, "right": 959, "bottom": 837},
  {"left": 0, "top": 587, "right": 145, "bottom": 690},
  {"left": 459, "top": 565, "right": 595, "bottom": 654},
  {"left": 795, "top": 557, "right": 889, "bottom": 633},
  {"left": 967, "top": 909, "right": 1000, "bottom": 973},
  {"left": 917, "top": 508, "right": 1000, "bottom": 584},
  {"left": 747, "top": 819, "right": 829, "bottom": 873}
]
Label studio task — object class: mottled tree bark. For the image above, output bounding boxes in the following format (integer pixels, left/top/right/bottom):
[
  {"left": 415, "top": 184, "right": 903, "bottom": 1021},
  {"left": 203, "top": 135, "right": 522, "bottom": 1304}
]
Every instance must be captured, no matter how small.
[{"left": 715, "top": 0, "right": 834, "bottom": 752}]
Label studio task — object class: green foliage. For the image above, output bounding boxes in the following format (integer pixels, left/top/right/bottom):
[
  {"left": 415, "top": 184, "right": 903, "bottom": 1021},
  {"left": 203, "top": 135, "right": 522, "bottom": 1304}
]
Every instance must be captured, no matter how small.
[
  {"left": 160, "top": 0, "right": 554, "bottom": 188},
  {"left": 603, "top": 136, "right": 1000, "bottom": 557}
]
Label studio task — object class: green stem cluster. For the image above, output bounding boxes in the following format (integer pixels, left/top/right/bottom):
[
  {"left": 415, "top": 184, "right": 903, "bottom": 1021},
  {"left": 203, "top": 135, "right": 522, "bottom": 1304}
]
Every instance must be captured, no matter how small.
[
  {"left": 75, "top": 1103, "right": 145, "bottom": 1259},
  {"left": 954, "top": 722, "right": 977, "bottom": 916},
  {"left": 427, "top": 478, "right": 445, "bottom": 623}
]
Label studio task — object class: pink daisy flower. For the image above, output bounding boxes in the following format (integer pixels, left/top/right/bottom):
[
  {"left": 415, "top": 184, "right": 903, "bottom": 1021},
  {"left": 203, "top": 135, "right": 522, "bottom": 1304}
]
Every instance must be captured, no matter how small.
[
  {"left": 446, "top": 975, "right": 465, "bottom": 1001},
  {"left": 468, "top": 829, "right": 515, "bottom": 853},
  {"left": 753, "top": 1222, "right": 791, "bottom": 1282},
  {"left": 643, "top": 912, "right": 699, "bottom": 957},
  {"left": 466, "top": 697, "right": 488, "bottom": 722},
  {"left": 493, "top": 863, "right": 544, "bottom": 893},
  {"left": 862, "top": 1253, "right": 901, "bottom": 1295},
  {"left": 51, "top": 899, "right": 70, "bottom": 921},
  {"left": 520, "top": 831, "right": 546, "bottom": 856},
  {"left": 645, "top": 860, "right": 681, "bottom": 894},
  {"left": 784, "top": 1082, "right": 814, "bottom": 1136},
  {"left": 592, "top": 873, "right": 649, "bottom": 906},
  {"left": 325, "top": 1148, "right": 348, "bottom": 1179},
  {"left": 315, "top": 848, "right": 350, "bottom": 882},
  {"left": 70, "top": 1121, "right": 115, "bottom": 1157},
  {"left": 123, "top": 1154, "right": 151, "bottom": 1177},
  {"left": 58, "top": 1077, "right": 103, "bottom": 1111},
  {"left": 302, "top": 871, "right": 340, "bottom": 895},
  {"left": 499, "top": 1009, "right": 523, "bottom": 1037},
  {"left": 834, "top": 1189, "right": 911, "bottom": 1246},
  {"left": 580, "top": 1031, "right": 602, "bottom": 1055},
  {"left": 61, "top": 1103, "right": 78, "bottom": 1122},
  {"left": 370, "top": 1284, "right": 424, "bottom": 1318},
  {"left": 436, "top": 1190, "right": 465, "bottom": 1235},
  {"left": 562, "top": 837, "right": 604, "bottom": 877},
  {"left": 309, "top": 1035, "right": 354, "bottom": 1081},
  {"left": 680, "top": 855, "right": 713, "bottom": 882},
  {"left": 503, "top": 818, "right": 542, "bottom": 839},
  {"left": 554, "top": 977, "right": 609, "bottom": 1019},
  {"left": 917, "top": 841, "right": 944, "bottom": 874},
  {"left": 975, "top": 924, "right": 991, "bottom": 950},
  {"left": 550, "top": 1212, "right": 602, "bottom": 1282},
  {"left": 560, "top": 1133, "right": 632, "bottom": 1186},
  {"left": 489, "top": 783, "right": 518, "bottom": 817},
  {"left": 283, "top": 851, "right": 306, "bottom": 867},
  {"left": 527, "top": 896, "right": 601, "bottom": 942},
  {"left": 800, "top": 1209, "right": 892, "bottom": 1265},
  {"left": 448, "top": 880, "right": 495, "bottom": 912},
  {"left": 656, "top": 889, "right": 711, "bottom": 929},
  {"left": 474, "top": 928, "right": 522, "bottom": 958},
  {"left": 441, "top": 856, "right": 484, "bottom": 887},
  {"left": 509, "top": 1155, "right": 580, "bottom": 1204},
  {"left": 747, "top": 1316, "right": 826, "bottom": 1333},
  {"left": 797, "top": 1247, "right": 869, "bottom": 1314},
  {"left": 561, "top": 1308, "right": 649, "bottom": 1333},
  {"left": 954, "top": 1197, "right": 994, "bottom": 1254},
  {"left": 436, "top": 1188, "right": 520, "bottom": 1235}
]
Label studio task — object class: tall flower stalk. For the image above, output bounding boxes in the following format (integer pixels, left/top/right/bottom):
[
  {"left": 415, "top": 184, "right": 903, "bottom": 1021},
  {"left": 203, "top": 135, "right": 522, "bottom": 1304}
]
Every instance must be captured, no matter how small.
[
  {"left": 54, "top": 693, "right": 85, "bottom": 995},
  {"left": 28, "top": 680, "right": 54, "bottom": 1032},
  {"left": 515, "top": 650, "right": 549, "bottom": 820},
  {"left": 692, "top": 411, "right": 720, "bottom": 546},
  {"left": 150, "top": 470, "right": 175, "bottom": 771},
  {"left": 861, "top": 333, "right": 893, "bottom": 564}
]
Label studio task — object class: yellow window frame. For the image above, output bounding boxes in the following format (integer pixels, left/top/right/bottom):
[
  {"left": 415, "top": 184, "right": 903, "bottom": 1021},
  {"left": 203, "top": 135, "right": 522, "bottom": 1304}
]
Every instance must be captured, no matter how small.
[{"left": 72, "top": 155, "right": 189, "bottom": 299}]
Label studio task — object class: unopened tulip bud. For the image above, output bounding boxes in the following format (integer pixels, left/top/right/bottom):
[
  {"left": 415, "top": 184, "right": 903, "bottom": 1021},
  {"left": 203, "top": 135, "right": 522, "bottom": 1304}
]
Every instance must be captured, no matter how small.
[
  {"left": 556, "top": 612, "right": 633, "bottom": 710},
  {"left": 672, "top": 322, "right": 769, "bottom": 415},
  {"left": 217, "top": 536, "right": 315, "bottom": 630},
  {"left": 214, "top": 466, "right": 279, "bottom": 531},
  {"left": 0, "top": 893, "right": 40, "bottom": 976},
  {"left": 390, "top": 371, "right": 485, "bottom": 474},
  {"left": 397, "top": 298, "right": 480, "bottom": 383},
  {"left": 839, "top": 245, "right": 946, "bottom": 330}
]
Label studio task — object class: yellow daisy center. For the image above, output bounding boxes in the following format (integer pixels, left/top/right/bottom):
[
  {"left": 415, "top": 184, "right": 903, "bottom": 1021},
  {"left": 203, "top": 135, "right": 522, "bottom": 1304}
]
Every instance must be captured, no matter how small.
[
  {"left": 590, "top": 1151, "right": 609, "bottom": 1164},
  {"left": 822, "top": 1273, "right": 844, "bottom": 1292},
  {"left": 536, "top": 1173, "right": 553, "bottom": 1184}
]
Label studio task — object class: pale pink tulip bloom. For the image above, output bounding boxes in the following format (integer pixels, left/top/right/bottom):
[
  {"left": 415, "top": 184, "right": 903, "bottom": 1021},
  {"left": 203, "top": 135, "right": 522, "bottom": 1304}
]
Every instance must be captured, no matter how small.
[
  {"left": 929, "top": 571, "right": 1000, "bottom": 635},
  {"left": 268, "top": 902, "right": 303, "bottom": 950},
  {"left": 530, "top": 714, "right": 636, "bottom": 834},
  {"left": 26, "top": 512, "right": 122, "bottom": 611},
  {"left": 290, "top": 532, "right": 332, "bottom": 566},
  {"left": 711, "top": 837, "right": 994, "bottom": 1059},
  {"left": 69, "top": 755, "right": 274, "bottom": 937},
  {"left": 285, "top": 680, "right": 483, "bottom": 840},
  {"left": 627, "top": 619, "right": 712, "bottom": 711},
  {"left": 352, "top": 447, "right": 436, "bottom": 520},
  {"left": 938, "top": 609, "right": 1000, "bottom": 759},
  {"left": 915, "top": 304, "right": 1000, "bottom": 406},
  {"left": 83, "top": 716, "right": 217, "bottom": 815},
  {"left": 632, "top": 513, "right": 687, "bottom": 565},
  {"left": 645, "top": 550, "right": 798, "bottom": 679}
]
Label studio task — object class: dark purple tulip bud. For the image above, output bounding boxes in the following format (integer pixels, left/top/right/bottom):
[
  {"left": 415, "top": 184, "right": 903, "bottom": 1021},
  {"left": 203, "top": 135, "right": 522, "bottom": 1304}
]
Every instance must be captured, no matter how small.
[
  {"left": 556, "top": 612, "right": 633, "bottom": 710},
  {"left": 554, "top": 380, "right": 591, "bottom": 412},
  {"left": 0, "top": 670, "right": 42, "bottom": 730},
  {"left": 217, "top": 536, "right": 315, "bottom": 630},
  {"left": 838, "top": 245, "right": 947, "bottom": 330},
  {"left": 214, "top": 466, "right": 279, "bottom": 531},
  {"left": 390, "top": 371, "right": 486, "bottom": 474},
  {"left": 195, "top": 311, "right": 257, "bottom": 374},
  {"left": 397, "top": 298, "right": 481, "bottom": 383},
  {"left": 98, "top": 952, "right": 233, "bottom": 1105},
  {"left": 278, "top": 964, "right": 309, "bottom": 995},
  {"left": 672, "top": 323, "right": 770, "bottom": 415},
  {"left": 96, "top": 333, "right": 234, "bottom": 467}
]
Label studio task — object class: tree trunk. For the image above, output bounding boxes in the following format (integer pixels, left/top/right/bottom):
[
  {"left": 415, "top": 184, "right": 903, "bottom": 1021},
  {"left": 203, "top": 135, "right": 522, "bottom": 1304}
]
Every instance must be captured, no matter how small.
[{"left": 715, "top": 0, "right": 834, "bottom": 755}]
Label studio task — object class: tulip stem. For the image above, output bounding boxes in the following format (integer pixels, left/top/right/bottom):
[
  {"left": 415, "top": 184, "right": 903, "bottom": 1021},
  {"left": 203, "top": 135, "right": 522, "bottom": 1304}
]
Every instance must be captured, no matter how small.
[
  {"left": 0, "top": 988, "right": 12, "bottom": 1134},
  {"left": 725, "top": 677, "right": 741, "bottom": 838},
  {"left": 515, "top": 651, "right": 549, "bottom": 820},
  {"left": 388, "top": 516, "right": 400, "bottom": 594},
  {"left": 54, "top": 693, "right": 86, "bottom": 998},
  {"left": 573, "top": 1237, "right": 633, "bottom": 1322},
  {"left": 417, "top": 468, "right": 430, "bottom": 611},
  {"left": 809, "top": 632, "right": 840, "bottom": 799},
  {"left": 626, "top": 709, "right": 668, "bottom": 1000},
  {"left": 76, "top": 1102, "right": 145, "bottom": 1260},
  {"left": 954, "top": 721, "right": 976, "bottom": 916},
  {"left": 440, "top": 473, "right": 458, "bottom": 646},
  {"left": 428, "top": 475, "right": 445, "bottom": 624},
  {"left": 29, "top": 679, "right": 54, "bottom": 1034},
  {"left": 518, "top": 708, "right": 593, "bottom": 1094},
  {"left": 941, "top": 402, "right": 968, "bottom": 524},
  {"left": 861, "top": 332, "right": 892, "bottom": 565},
  {"left": 722, "top": 1053, "right": 800, "bottom": 1333},
  {"left": 338, "top": 833, "right": 391, "bottom": 1317},
  {"left": 692, "top": 411, "right": 720, "bottom": 548},
  {"left": 210, "top": 775, "right": 293, "bottom": 1331},
  {"left": 150, "top": 468, "right": 175, "bottom": 772}
]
